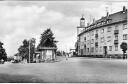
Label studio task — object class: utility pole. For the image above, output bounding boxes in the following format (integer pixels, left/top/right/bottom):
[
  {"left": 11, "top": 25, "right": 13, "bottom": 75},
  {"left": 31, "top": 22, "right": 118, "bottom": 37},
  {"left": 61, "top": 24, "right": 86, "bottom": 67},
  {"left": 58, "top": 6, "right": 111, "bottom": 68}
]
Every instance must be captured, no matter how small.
[{"left": 29, "top": 39, "right": 31, "bottom": 63}]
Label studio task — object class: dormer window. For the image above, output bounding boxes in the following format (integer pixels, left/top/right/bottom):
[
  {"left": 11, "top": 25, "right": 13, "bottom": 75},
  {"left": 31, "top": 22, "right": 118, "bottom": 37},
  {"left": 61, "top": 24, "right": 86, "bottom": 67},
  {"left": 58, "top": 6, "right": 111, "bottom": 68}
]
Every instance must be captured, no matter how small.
[
  {"left": 95, "top": 23, "right": 97, "bottom": 27},
  {"left": 101, "top": 21, "right": 103, "bottom": 25},
  {"left": 100, "top": 22, "right": 102, "bottom": 25},
  {"left": 98, "top": 23, "right": 100, "bottom": 26},
  {"left": 109, "top": 19, "right": 112, "bottom": 23},
  {"left": 106, "top": 20, "right": 109, "bottom": 24}
]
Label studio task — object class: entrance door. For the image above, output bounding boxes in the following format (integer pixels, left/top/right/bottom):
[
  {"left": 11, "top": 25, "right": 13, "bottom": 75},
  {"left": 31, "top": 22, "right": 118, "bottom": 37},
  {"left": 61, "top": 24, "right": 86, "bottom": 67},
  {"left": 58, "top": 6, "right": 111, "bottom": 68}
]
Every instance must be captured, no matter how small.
[{"left": 103, "top": 46, "right": 107, "bottom": 57}]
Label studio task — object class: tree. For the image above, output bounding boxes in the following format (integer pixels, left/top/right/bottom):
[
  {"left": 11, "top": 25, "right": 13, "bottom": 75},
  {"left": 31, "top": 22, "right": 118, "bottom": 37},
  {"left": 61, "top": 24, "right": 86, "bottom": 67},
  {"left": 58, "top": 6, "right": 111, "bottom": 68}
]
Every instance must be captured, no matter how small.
[
  {"left": 18, "top": 38, "right": 36, "bottom": 63},
  {"left": 7, "top": 56, "right": 14, "bottom": 62},
  {"left": 120, "top": 42, "right": 127, "bottom": 59},
  {"left": 0, "top": 41, "right": 7, "bottom": 61},
  {"left": 38, "top": 28, "right": 57, "bottom": 48},
  {"left": 18, "top": 39, "right": 29, "bottom": 61}
]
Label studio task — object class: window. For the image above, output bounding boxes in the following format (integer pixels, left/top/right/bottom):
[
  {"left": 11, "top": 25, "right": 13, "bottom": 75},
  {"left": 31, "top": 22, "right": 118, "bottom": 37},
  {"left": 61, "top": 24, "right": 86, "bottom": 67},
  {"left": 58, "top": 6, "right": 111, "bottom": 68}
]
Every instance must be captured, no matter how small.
[
  {"left": 87, "top": 40, "right": 90, "bottom": 44},
  {"left": 123, "top": 24, "right": 127, "bottom": 30},
  {"left": 100, "top": 22, "right": 102, "bottom": 25},
  {"left": 96, "top": 30, "right": 98, "bottom": 34},
  {"left": 87, "top": 48, "right": 89, "bottom": 52},
  {"left": 115, "top": 45, "right": 118, "bottom": 51},
  {"left": 79, "top": 50, "right": 80, "bottom": 54},
  {"left": 109, "top": 46, "right": 112, "bottom": 51},
  {"left": 107, "top": 36, "right": 111, "bottom": 42},
  {"left": 91, "top": 39, "right": 94, "bottom": 44},
  {"left": 107, "top": 27, "right": 112, "bottom": 32},
  {"left": 92, "top": 31, "right": 94, "bottom": 36},
  {"left": 101, "top": 29, "right": 104, "bottom": 33},
  {"left": 101, "top": 37, "right": 104, "bottom": 43},
  {"left": 84, "top": 37, "right": 86, "bottom": 41},
  {"left": 115, "top": 34, "right": 118, "bottom": 40},
  {"left": 123, "top": 34, "right": 127, "bottom": 40},
  {"left": 98, "top": 22, "right": 101, "bottom": 26},
  {"left": 100, "top": 46, "right": 102, "bottom": 52},
  {"left": 106, "top": 20, "right": 109, "bottom": 24},
  {"left": 103, "top": 21, "right": 106, "bottom": 24},
  {"left": 95, "top": 47, "right": 98, "bottom": 52},
  {"left": 84, "top": 45, "right": 86, "bottom": 51},
  {"left": 91, "top": 47, "right": 94, "bottom": 52},
  {"left": 81, "top": 49, "right": 83, "bottom": 55},
  {"left": 115, "top": 25, "right": 118, "bottom": 30}
]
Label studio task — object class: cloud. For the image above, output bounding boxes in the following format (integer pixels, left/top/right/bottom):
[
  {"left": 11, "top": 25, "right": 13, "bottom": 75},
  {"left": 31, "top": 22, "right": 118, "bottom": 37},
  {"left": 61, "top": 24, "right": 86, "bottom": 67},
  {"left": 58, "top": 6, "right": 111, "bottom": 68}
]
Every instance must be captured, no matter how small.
[
  {"left": 0, "top": 3, "right": 73, "bottom": 56},
  {"left": 0, "top": 1, "right": 127, "bottom": 56}
]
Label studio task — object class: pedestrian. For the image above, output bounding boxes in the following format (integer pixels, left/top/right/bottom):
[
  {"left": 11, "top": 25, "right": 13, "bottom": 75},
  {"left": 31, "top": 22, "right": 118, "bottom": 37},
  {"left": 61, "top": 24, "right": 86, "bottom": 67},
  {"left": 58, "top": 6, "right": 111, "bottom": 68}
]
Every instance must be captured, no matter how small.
[{"left": 65, "top": 53, "right": 69, "bottom": 60}]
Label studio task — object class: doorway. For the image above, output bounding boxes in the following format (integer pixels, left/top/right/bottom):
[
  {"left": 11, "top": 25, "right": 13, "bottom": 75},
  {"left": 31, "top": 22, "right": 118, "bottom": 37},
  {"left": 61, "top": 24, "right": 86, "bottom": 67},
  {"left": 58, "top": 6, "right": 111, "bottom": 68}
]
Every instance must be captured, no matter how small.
[{"left": 103, "top": 46, "right": 107, "bottom": 57}]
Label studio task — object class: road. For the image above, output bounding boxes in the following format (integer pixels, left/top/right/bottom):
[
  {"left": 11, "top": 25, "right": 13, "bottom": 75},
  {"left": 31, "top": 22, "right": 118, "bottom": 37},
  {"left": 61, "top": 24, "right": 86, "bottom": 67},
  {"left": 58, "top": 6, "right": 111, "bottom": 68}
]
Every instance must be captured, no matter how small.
[{"left": 0, "top": 57, "right": 127, "bottom": 83}]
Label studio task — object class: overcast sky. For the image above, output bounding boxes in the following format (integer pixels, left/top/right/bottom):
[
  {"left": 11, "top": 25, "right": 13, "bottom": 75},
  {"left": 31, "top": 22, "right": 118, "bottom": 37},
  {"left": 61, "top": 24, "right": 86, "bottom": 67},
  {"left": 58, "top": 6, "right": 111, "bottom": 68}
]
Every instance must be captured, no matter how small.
[{"left": 0, "top": 0, "right": 127, "bottom": 56}]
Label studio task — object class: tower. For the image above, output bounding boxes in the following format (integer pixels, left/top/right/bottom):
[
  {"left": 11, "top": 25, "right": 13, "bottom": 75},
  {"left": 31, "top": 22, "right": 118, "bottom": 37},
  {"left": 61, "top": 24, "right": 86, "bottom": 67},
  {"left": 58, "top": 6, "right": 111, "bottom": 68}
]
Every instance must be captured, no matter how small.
[
  {"left": 77, "top": 14, "right": 86, "bottom": 35},
  {"left": 76, "top": 15, "right": 86, "bottom": 55},
  {"left": 80, "top": 14, "right": 85, "bottom": 27}
]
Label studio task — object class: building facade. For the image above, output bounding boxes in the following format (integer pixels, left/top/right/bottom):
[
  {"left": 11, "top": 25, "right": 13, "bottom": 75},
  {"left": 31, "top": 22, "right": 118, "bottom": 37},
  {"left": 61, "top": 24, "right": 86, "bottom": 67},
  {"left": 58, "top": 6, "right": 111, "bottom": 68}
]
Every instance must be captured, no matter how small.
[{"left": 77, "top": 6, "right": 127, "bottom": 58}]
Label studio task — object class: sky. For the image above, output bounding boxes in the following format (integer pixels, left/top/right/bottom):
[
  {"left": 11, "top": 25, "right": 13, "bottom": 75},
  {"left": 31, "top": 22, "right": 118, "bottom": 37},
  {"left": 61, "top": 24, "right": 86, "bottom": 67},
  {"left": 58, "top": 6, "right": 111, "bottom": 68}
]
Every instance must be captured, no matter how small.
[{"left": 0, "top": 0, "right": 127, "bottom": 56}]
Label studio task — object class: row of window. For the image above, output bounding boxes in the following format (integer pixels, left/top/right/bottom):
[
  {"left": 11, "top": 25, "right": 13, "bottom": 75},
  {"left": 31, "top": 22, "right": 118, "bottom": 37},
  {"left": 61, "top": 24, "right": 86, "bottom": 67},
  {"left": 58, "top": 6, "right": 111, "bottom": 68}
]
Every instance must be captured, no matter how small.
[
  {"left": 107, "top": 24, "right": 127, "bottom": 32},
  {"left": 84, "top": 34, "right": 127, "bottom": 44},
  {"left": 109, "top": 45, "right": 118, "bottom": 51},
  {"left": 84, "top": 45, "right": 119, "bottom": 53},
  {"left": 88, "top": 24, "right": 127, "bottom": 36}
]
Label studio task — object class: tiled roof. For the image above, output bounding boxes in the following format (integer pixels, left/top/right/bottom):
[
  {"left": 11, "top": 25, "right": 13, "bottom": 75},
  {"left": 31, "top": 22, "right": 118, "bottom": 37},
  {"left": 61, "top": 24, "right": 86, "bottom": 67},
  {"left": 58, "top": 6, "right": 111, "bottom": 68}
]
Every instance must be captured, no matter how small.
[
  {"left": 78, "top": 9, "right": 127, "bottom": 36},
  {"left": 108, "top": 10, "right": 127, "bottom": 23}
]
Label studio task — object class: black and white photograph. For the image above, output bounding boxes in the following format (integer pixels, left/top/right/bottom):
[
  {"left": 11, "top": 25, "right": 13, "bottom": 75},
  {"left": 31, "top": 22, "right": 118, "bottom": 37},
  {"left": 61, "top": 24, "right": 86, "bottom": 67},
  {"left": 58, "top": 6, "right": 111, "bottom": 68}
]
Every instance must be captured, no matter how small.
[{"left": 0, "top": 0, "right": 127, "bottom": 83}]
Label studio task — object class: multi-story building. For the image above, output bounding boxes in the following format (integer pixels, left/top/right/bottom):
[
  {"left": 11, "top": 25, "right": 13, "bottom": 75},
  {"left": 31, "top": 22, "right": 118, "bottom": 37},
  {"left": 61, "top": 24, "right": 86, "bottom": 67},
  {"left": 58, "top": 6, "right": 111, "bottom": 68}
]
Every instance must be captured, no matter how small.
[{"left": 76, "top": 6, "right": 127, "bottom": 58}]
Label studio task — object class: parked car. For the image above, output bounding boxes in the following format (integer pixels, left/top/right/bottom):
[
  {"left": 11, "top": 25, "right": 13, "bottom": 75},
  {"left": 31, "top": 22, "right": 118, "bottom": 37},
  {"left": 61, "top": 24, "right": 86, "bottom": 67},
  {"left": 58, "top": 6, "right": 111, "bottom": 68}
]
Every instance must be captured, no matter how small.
[
  {"left": 12, "top": 60, "right": 20, "bottom": 63},
  {"left": 0, "top": 59, "right": 4, "bottom": 64}
]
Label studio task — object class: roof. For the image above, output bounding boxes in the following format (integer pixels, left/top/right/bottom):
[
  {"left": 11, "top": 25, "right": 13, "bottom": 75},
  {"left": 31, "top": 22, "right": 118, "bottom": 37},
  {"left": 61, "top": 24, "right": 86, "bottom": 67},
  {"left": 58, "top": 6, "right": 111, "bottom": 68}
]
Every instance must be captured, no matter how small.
[
  {"left": 37, "top": 47, "right": 57, "bottom": 50},
  {"left": 78, "top": 9, "right": 127, "bottom": 36},
  {"left": 80, "top": 17, "right": 85, "bottom": 20}
]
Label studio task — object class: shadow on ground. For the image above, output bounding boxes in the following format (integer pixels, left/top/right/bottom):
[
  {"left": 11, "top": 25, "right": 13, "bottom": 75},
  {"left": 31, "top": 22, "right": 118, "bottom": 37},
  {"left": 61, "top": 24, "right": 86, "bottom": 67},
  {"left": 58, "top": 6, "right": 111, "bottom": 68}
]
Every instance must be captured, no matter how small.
[{"left": 0, "top": 73, "right": 43, "bottom": 83}]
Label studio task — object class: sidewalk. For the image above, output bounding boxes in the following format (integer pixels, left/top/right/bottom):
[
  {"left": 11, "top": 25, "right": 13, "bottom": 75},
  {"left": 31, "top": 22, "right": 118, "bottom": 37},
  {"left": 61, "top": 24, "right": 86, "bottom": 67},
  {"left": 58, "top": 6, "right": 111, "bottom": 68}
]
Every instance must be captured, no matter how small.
[
  {"left": 72, "top": 56, "right": 127, "bottom": 61},
  {"left": 58, "top": 56, "right": 127, "bottom": 64}
]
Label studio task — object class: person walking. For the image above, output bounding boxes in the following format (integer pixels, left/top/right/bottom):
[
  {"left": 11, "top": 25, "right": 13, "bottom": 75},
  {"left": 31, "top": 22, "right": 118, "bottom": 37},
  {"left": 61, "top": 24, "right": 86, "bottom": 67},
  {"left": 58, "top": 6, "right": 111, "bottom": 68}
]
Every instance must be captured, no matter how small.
[{"left": 65, "top": 53, "right": 69, "bottom": 60}]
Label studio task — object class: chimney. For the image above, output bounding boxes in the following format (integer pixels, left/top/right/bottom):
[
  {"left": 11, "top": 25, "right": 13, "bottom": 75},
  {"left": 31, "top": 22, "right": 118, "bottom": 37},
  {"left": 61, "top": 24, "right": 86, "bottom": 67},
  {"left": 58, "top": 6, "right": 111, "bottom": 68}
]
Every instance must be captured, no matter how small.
[
  {"left": 106, "top": 12, "right": 109, "bottom": 18},
  {"left": 123, "top": 6, "right": 126, "bottom": 12}
]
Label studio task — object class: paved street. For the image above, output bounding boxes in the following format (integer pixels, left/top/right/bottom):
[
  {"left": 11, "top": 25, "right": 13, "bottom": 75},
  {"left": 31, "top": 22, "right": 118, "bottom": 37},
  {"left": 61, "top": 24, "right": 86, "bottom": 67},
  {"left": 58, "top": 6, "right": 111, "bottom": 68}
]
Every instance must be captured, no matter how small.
[{"left": 0, "top": 57, "right": 127, "bottom": 83}]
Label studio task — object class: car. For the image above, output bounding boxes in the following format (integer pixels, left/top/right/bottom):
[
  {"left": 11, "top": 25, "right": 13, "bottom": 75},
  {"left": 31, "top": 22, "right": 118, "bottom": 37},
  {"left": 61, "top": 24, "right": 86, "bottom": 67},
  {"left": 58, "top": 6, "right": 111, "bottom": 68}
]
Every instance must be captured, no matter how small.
[
  {"left": 12, "top": 60, "right": 20, "bottom": 63},
  {"left": 0, "top": 60, "right": 4, "bottom": 64}
]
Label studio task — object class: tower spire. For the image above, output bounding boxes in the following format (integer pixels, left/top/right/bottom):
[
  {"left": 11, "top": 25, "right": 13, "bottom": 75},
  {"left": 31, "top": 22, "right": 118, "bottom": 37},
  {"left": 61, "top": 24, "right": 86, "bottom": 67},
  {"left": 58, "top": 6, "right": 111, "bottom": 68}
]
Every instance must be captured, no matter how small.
[{"left": 82, "top": 14, "right": 84, "bottom": 18}]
